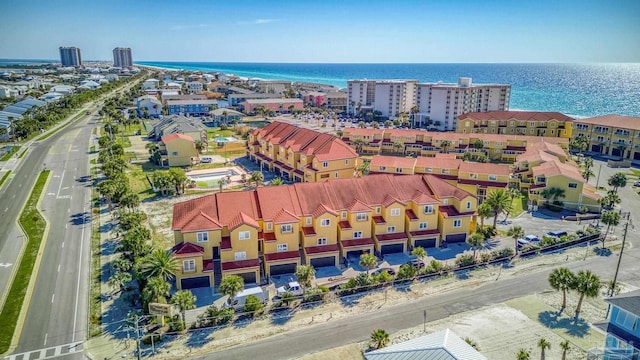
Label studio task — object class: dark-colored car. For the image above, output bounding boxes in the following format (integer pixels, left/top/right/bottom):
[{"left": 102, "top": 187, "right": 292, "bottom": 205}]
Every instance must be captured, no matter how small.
[
  {"left": 405, "top": 258, "right": 425, "bottom": 269},
  {"left": 546, "top": 230, "right": 568, "bottom": 238},
  {"left": 372, "top": 267, "right": 396, "bottom": 277}
]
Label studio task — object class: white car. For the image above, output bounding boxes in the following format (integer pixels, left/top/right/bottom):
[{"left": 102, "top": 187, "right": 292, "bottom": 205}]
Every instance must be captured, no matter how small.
[
  {"left": 200, "top": 156, "right": 213, "bottom": 164},
  {"left": 276, "top": 281, "right": 304, "bottom": 296}
]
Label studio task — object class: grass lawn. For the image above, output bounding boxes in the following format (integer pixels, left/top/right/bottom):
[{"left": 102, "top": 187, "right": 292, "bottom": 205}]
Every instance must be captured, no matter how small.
[
  {"left": 17, "top": 149, "right": 28, "bottom": 159},
  {"left": 116, "top": 136, "right": 132, "bottom": 148},
  {"left": 206, "top": 128, "right": 235, "bottom": 139},
  {"left": 126, "top": 162, "right": 161, "bottom": 201},
  {"left": 0, "top": 170, "right": 49, "bottom": 353},
  {"left": 0, "top": 170, "right": 11, "bottom": 188},
  {"left": 510, "top": 195, "right": 527, "bottom": 218},
  {"left": 0, "top": 146, "right": 20, "bottom": 161},
  {"left": 119, "top": 124, "right": 144, "bottom": 136}
]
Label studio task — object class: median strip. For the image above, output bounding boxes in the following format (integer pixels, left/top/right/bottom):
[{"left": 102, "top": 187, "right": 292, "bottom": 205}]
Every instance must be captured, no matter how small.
[
  {"left": 0, "top": 170, "right": 50, "bottom": 354},
  {"left": 0, "top": 171, "right": 11, "bottom": 189}
]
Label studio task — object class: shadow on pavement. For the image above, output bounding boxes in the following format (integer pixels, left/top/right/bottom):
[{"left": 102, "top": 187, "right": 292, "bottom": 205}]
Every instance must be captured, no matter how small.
[{"left": 538, "top": 310, "right": 590, "bottom": 337}]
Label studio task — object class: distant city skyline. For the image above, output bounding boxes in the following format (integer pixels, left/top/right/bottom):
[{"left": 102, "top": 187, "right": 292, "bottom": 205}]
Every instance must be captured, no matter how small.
[{"left": 0, "top": 0, "right": 639, "bottom": 63}]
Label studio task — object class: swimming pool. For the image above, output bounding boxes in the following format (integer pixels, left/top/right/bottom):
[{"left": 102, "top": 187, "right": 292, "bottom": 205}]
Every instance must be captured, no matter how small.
[
  {"left": 187, "top": 169, "right": 238, "bottom": 182},
  {"left": 215, "top": 137, "right": 239, "bottom": 143}
]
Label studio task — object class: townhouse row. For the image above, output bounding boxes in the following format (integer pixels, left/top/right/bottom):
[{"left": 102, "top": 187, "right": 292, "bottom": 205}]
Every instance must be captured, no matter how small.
[
  {"left": 571, "top": 114, "right": 640, "bottom": 162},
  {"left": 171, "top": 174, "right": 477, "bottom": 290},
  {"left": 455, "top": 111, "right": 574, "bottom": 138}
]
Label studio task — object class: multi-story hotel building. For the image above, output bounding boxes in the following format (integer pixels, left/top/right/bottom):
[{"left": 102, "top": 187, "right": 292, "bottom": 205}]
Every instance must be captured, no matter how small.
[
  {"left": 59, "top": 46, "right": 82, "bottom": 67},
  {"left": 571, "top": 115, "right": 640, "bottom": 162},
  {"left": 247, "top": 121, "right": 359, "bottom": 182},
  {"left": 171, "top": 173, "right": 477, "bottom": 289},
  {"left": 112, "top": 47, "right": 133, "bottom": 68},
  {"left": 347, "top": 79, "right": 376, "bottom": 115},
  {"left": 372, "top": 80, "right": 418, "bottom": 119},
  {"left": 456, "top": 111, "right": 574, "bottom": 138},
  {"left": 414, "top": 78, "right": 511, "bottom": 131}
]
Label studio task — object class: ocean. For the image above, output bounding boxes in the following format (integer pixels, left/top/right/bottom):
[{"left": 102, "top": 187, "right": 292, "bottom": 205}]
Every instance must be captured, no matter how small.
[{"left": 136, "top": 62, "right": 640, "bottom": 118}]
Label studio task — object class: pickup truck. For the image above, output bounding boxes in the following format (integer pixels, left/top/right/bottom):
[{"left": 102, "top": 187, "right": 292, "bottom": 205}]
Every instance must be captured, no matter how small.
[{"left": 276, "top": 281, "right": 304, "bottom": 296}]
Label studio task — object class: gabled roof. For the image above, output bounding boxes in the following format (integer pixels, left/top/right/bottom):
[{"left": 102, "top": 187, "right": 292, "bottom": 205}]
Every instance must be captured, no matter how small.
[
  {"left": 365, "top": 329, "right": 487, "bottom": 360},
  {"left": 228, "top": 212, "right": 260, "bottom": 230},
  {"left": 531, "top": 159, "right": 584, "bottom": 182},
  {"left": 171, "top": 242, "right": 204, "bottom": 257},
  {"left": 606, "top": 289, "right": 640, "bottom": 316},
  {"left": 371, "top": 155, "right": 416, "bottom": 170},
  {"left": 458, "top": 162, "right": 511, "bottom": 176},
  {"left": 312, "top": 203, "right": 338, "bottom": 217},
  {"left": 161, "top": 133, "right": 193, "bottom": 143},
  {"left": 423, "top": 175, "right": 471, "bottom": 200},
  {"left": 181, "top": 211, "right": 222, "bottom": 232},
  {"left": 457, "top": 110, "right": 574, "bottom": 123},
  {"left": 347, "top": 199, "right": 371, "bottom": 212},
  {"left": 273, "top": 208, "right": 300, "bottom": 224},
  {"left": 575, "top": 114, "right": 640, "bottom": 131}
]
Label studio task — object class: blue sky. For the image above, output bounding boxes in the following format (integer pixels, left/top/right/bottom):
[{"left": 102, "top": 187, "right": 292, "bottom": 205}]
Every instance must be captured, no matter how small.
[{"left": 0, "top": 0, "right": 638, "bottom": 63}]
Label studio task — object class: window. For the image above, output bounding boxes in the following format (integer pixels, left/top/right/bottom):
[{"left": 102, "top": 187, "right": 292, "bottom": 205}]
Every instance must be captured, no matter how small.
[
  {"left": 277, "top": 243, "right": 288, "bottom": 252},
  {"left": 443, "top": 199, "right": 449, "bottom": 205},
  {"left": 426, "top": 167, "right": 433, "bottom": 173},
  {"left": 306, "top": 217, "right": 312, "bottom": 225},
  {"left": 469, "top": 173, "right": 478, "bottom": 179},
  {"left": 281, "top": 224, "right": 293, "bottom": 233},
  {"left": 488, "top": 175, "right": 497, "bottom": 181},
  {"left": 395, "top": 168, "right": 403, "bottom": 173},
  {"left": 568, "top": 183, "right": 578, "bottom": 189},
  {"left": 183, "top": 259, "right": 196, "bottom": 272},
  {"left": 353, "top": 231, "right": 363, "bottom": 238},
  {"left": 317, "top": 237, "right": 327, "bottom": 246},
  {"left": 466, "top": 201, "right": 472, "bottom": 209},
  {"left": 390, "top": 208, "right": 400, "bottom": 216},
  {"left": 537, "top": 177, "right": 546, "bottom": 183},
  {"left": 379, "top": 166, "right": 386, "bottom": 171},
  {"left": 234, "top": 251, "right": 246, "bottom": 261},
  {"left": 345, "top": 159, "right": 349, "bottom": 165},
  {"left": 453, "top": 219, "right": 462, "bottom": 228},
  {"left": 424, "top": 205, "right": 433, "bottom": 214},
  {"left": 335, "top": 172, "right": 339, "bottom": 178},
  {"left": 196, "top": 232, "right": 208, "bottom": 242},
  {"left": 172, "top": 151, "right": 178, "bottom": 156},
  {"left": 266, "top": 222, "right": 272, "bottom": 230},
  {"left": 386, "top": 226, "right": 396, "bottom": 233},
  {"left": 342, "top": 211, "right": 347, "bottom": 219},
  {"left": 239, "top": 231, "right": 250, "bottom": 240},
  {"left": 356, "top": 212, "right": 367, "bottom": 221},
  {"left": 376, "top": 207, "right": 381, "bottom": 214},
  {"left": 419, "top": 222, "right": 428, "bottom": 229},
  {"left": 320, "top": 218, "right": 331, "bottom": 227},
  {"left": 322, "top": 161, "right": 329, "bottom": 168},
  {"left": 615, "top": 309, "right": 638, "bottom": 331}
]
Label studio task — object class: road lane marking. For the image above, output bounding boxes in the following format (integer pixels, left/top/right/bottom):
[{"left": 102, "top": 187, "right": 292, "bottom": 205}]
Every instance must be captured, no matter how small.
[
  {"left": 57, "top": 264, "right": 60, "bottom": 272},
  {"left": 67, "top": 208, "right": 70, "bottom": 213},
  {"left": 72, "top": 204, "right": 86, "bottom": 342},
  {"left": 51, "top": 294, "right": 54, "bottom": 303},
  {"left": 3, "top": 341, "right": 84, "bottom": 360},
  {"left": 65, "top": 224, "right": 68, "bottom": 229},
  {"left": 3, "top": 208, "right": 6, "bottom": 212},
  {"left": 56, "top": 169, "right": 66, "bottom": 197},
  {"left": 61, "top": 242, "right": 64, "bottom": 248},
  {"left": 44, "top": 333, "right": 47, "bottom": 346}
]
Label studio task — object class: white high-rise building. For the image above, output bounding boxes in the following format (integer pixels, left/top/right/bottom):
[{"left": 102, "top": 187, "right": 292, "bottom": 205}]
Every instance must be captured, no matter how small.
[
  {"left": 112, "top": 47, "right": 133, "bottom": 68},
  {"left": 414, "top": 77, "right": 510, "bottom": 131},
  {"left": 59, "top": 46, "right": 82, "bottom": 67},
  {"left": 347, "top": 79, "right": 417, "bottom": 119}
]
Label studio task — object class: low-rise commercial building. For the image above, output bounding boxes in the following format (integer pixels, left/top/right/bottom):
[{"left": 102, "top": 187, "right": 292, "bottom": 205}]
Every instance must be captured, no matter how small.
[
  {"left": 456, "top": 111, "right": 574, "bottom": 138},
  {"left": 241, "top": 98, "right": 303, "bottom": 115}
]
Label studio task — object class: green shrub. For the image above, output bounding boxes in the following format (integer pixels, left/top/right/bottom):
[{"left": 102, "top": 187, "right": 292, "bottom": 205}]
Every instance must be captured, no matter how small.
[
  {"left": 303, "top": 286, "right": 329, "bottom": 303},
  {"left": 354, "top": 272, "right": 373, "bottom": 287},
  {"left": 479, "top": 252, "right": 492, "bottom": 264},
  {"left": 490, "top": 248, "right": 515, "bottom": 260},
  {"left": 167, "top": 315, "right": 185, "bottom": 332},
  {"left": 141, "top": 334, "right": 162, "bottom": 345},
  {"left": 422, "top": 259, "right": 444, "bottom": 275},
  {"left": 373, "top": 271, "right": 393, "bottom": 284},
  {"left": 396, "top": 264, "right": 417, "bottom": 280},
  {"left": 243, "top": 295, "right": 264, "bottom": 317},
  {"left": 455, "top": 254, "right": 475, "bottom": 267}
]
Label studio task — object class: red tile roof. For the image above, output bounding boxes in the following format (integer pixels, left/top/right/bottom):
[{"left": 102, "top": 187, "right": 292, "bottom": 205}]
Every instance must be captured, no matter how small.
[
  {"left": 347, "top": 199, "right": 371, "bottom": 212},
  {"left": 341, "top": 238, "right": 375, "bottom": 248},
  {"left": 228, "top": 212, "right": 260, "bottom": 230},
  {"left": 422, "top": 175, "right": 472, "bottom": 201},
  {"left": 312, "top": 203, "right": 338, "bottom": 217},
  {"left": 221, "top": 259, "right": 260, "bottom": 271},
  {"left": 302, "top": 226, "right": 317, "bottom": 236},
  {"left": 532, "top": 159, "right": 584, "bottom": 182},
  {"left": 574, "top": 114, "right": 640, "bottom": 131},
  {"left": 370, "top": 155, "right": 416, "bottom": 171},
  {"left": 338, "top": 220, "right": 352, "bottom": 229},
  {"left": 376, "top": 232, "right": 408, "bottom": 242},
  {"left": 203, "top": 259, "right": 214, "bottom": 272},
  {"left": 305, "top": 244, "right": 339, "bottom": 255},
  {"left": 264, "top": 250, "right": 301, "bottom": 262},
  {"left": 410, "top": 229, "right": 440, "bottom": 237},
  {"left": 171, "top": 242, "right": 204, "bottom": 257},
  {"left": 457, "top": 111, "right": 575, "bottom": 123},
  {"left": 181, "top": 211, "right": 222, "bottom": 232},
  {"left": 458, "top": 162, "right": 511, "bottom": 176},
  {"left": 273, "top": 208, "right": 300, "bottom": 224},
  {"left": 373, "top": 216, "right": 386, "bottom": 224},
  {"left": 161, "top": 133, "right": 194, "bottom": 143},
  {"left": 405, "top": 209, "right": 418, "bottom": 220},
  {"left": 263, "top": 232, "right": 277, "bottom": 242}
]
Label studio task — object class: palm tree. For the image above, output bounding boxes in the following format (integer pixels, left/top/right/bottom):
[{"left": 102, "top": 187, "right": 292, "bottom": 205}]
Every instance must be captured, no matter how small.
[
  {"left": 410, "top": 105, "right": 420, "bottom": 126},
  {"left": 372, "top": 121, "right": 380, "bottom": 129},
  {"left": 516, "top": 349, "right": 531, "bottom": 360},
  {"left": 217, "top": 178, "right": 225, "bottom": 192},
  {"left": 581, "top": 167, "right": 595, "bottom": 182},
  {"left": 504, "top": 188, "right": 522, "bottom": 222},
  {"left": 569, "top": 137, "right": 588, "bottom": 155},
  {"left": 270, "top": 177, "right": 284, "bottom": 186},
  {"left": 171, "top": 290, "right": 197, "bottom": 325},
  {"left": 559, "top": 340, "right": 570, "bottom": 360},
  {"left": 540, "top": 187, "right": 565, "bottom": 205},
  {"left": 571, "top": 270, "right": 601, "bottom": 320},
  {"left": 582, "top": 156, "right": 594, "bottom": 170},
  {"left": 477, "top": 202, "right": 493, "bottom": 229},
  {"left": 507, "top": 226, "right": 525, "bottom": 251},
  {"left": 359, "top": 253, "right": 377, "bottom": 274},
  {"left": 141, "top": 249, "right": 177, "bottom": 282},
  {"left": 607, "top": 172, "right": 627, "bottom": 193},
  {"left": 392, "top": 140, "right": 404, "bottom": 155},
  {"left": 294, "top": 265, "right": 315, "bottom": 290},
  {"left": 219, "top": 275, "right": 244, "bottom": 300},
  {"left": 411, "top": 246, "right": 427, "bottom": 262},
  {"left": 194, "top": 140, "right": 206, "bottom": 153},
  {"left": 108, "top": 271, "right": 132, "bottom": 294},
  {"left": 537, "top": 338, "right": 551, "bottom": 360},
  {"left": 352, "top": 138, "right": 365, "bottom": 154},
  {"left": 485, "top": 189, "right": 512, "bottom": 228},
  {"left": 600, "top": 210, "right": 620, "bottom": 249},
  {"left": 600, "top": 190, "right": 620, "bottom": 210},
  {"left": 358, "top": 121, "right": 366, "bottom": 129},
  {"left": 440, "top": 140, "right": 452, "bottom": 154},
  {"left": 548, "top": 267, "right": 575, "bottom": 311},
  {"left": 370, "top": 329, "right": 390, "bottom": 349},
  {"left": 357, "top": 160, "right": 370, "bottom": 176},
  {"left": 466, "top": 232, "right": 485, "bottom": 258},
  {"left": 250, "top": 171, "right": 264, "bottom": 188},
  {"left": 143, "top": 277, "right": 171, "bottom": 304}
]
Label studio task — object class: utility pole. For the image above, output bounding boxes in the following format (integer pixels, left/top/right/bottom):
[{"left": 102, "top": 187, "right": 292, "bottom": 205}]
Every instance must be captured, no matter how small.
[
  {"left": 595, "top": 164, "right": 602, "bottom": 189},
  {"left": 610, "top": 219, "right": 632, "bottom": 297}
]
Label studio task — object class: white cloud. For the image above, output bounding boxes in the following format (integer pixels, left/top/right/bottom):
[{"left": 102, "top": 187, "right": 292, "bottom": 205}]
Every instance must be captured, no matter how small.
[
  {"left": 237, "top": 19, "right": 280, "bottom": 25},
  {"left": 170, "top": 24, "right": 211, "bottom": 31}
]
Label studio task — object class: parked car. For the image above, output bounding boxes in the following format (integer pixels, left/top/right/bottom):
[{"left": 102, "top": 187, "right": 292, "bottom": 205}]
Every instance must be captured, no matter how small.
[
  {"left": 546, "top": 230, "right": 568, "bottom": 238},
  {"left": 633, "top": 180, "right": 640, "bottom": 187},
  {"left": 224, "top": 286, "right": 269, "bottom": 311},
  {"left": 372, "top": 267, "right": 396, "bottom": 277},
  {"left": 201, "top": 156, "right": 213, "bottom": 164},
  {"left": 524, "top": 235, "right": 540, "bottom": 243},
  {"left": 276, "top": 281, "right": 304, "bottom": 297},
  {"left": 406, "top": 258, "right": 425, "bottom": 269},
  {"left": 517, "top": 238, "right": 530, "bottom": 248}
]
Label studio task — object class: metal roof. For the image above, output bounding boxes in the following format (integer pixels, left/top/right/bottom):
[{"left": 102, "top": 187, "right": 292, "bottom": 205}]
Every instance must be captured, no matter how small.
[{"left": 606, "top": 289, "right": 640, "bottom": 317}]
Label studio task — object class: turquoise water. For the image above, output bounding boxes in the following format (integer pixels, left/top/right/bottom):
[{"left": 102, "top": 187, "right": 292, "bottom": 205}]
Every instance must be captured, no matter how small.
[{"left": 136, "top": 62, "right": 640, "bottom": 118}]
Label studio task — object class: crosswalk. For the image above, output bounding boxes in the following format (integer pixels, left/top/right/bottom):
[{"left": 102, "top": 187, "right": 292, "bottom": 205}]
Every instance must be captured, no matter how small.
[{"left": 4, "top": 342, "right": 83, "bottom": 360}]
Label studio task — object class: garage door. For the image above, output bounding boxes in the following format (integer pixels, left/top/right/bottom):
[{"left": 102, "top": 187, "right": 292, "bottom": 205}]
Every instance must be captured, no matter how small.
[
  {"left": 269, "top": 263, "right": 297, "bottom": 276},
  {"left": 634, "top": 152, "right": 640, "bottom": 161},
  {"left": 414, "top": 238, "right": 437, "bottom": 249},
  {"left": 591, "top": 144, "right": 601, "bottom": 153},
  {"left": 445, "top": 233, "right": 467, "bottom": 243},
  {"left": 238, "top": 272, "right": 257, "bottom": 284},
  {"left": 180, "top": 276, "right": 210, "bottom": 290},
  {"left": 380, "top": 243, "right": 404, "bottom": 255},
  {"left": 310, "top": 256, "right": 335, "bottom": 268}
]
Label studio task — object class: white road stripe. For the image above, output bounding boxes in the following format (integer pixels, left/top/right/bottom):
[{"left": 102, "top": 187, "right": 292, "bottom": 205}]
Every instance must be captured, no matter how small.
[
  {"left": 51, "top": 294, "right": 54, "bottom": 303},
  {"left": 72, "top": 204, "right": 86, "bottom": 342},
  {"left": 61, "top": 242, "right": 64, "bottom": 248},
  {"left": 57, "top": 264, "right": 60, "bottom": 272},
  {"left": 56, "top": 169, "right": 65, "bottom": 197},
  {"left": 43, "top": 333, "right": 47, "bottom": 346}
]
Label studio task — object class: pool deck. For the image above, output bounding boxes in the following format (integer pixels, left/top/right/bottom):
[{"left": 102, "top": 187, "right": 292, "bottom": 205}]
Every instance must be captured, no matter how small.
[{"left": 186, "top": 166, "right": 247, "bottom": 188}]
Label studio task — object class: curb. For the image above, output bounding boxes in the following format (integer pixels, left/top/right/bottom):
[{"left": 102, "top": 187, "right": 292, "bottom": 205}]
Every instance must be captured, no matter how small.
[{"left": 1, "top": 170, "right": 51, "bottom": 356}]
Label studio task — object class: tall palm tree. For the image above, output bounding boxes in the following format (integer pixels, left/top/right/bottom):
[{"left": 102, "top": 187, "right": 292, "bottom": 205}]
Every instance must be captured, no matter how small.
[
  {"left": 359, "top": 253, "right": 377, "bottom": 274},
  {"left": 607, "top": 172, "right": 627, "bottom": 193},
  {"left": 440, "top": 140, "right": 452, "bottom": 154},
  {"left": 581, "top": 167, "right": 595, "bottom": 182},
  {"left": 217, "top": 178, "right": 225, "bottom": 192},
  {"left": 141, "top": 249, "right": 177, "bottom": 282},
  {"left": 537, "top": 338, "right": 551, "bottom": 360},
  {"left": 370, "top": 329, "right": 390, "bottom": 349},
  {"left": 548, "top": 267, "right": 575, "bottom": 311},
  {"left": 516, "top": 349, "right": 531, "bottom": 360},
  {"left": 504, "top": 188, "right": 522, "bottom": 222},
  {"left": 171, "top": 290, "right": 197, "bottom": 325},
  {"left": 600, "top": 210, "right": 620, "bottom": 249},
  {"left": 352, "top": 138, "right": 365, "bottom": 154},
  {"left": 571, "top": 270, "right": 601, "bottom": 320},
  {"left": 485, "top": 189, "right": 512, "bottom": 228},
  {"left": 466, "top": 233, "right": 485, "bottom": 258},
  {"left": 393, "top": 140, "right": 405, "bottom": 155},
  {"left": 507, "top": 226, "right": 525, "bottom": 251},
  {"left": 477, "top": 202, "right": 493, "bottom": 229},
  {"left": 219, "top": 275, "right": 244, "bottom": 300},
  {"left": 559, "top": 340, "right": 570, "bottom": 360},
  {"left": 143, "top": 277, "right": 171, "bottom": 304},
  {"left": 250, "top": 171, "right": 264, "bottom": 187}
]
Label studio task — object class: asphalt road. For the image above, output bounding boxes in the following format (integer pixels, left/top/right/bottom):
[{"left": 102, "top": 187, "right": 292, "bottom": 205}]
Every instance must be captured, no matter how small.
[{"left": 200, "top": 241, "right": 640, "bottom": 360}]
